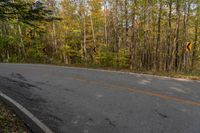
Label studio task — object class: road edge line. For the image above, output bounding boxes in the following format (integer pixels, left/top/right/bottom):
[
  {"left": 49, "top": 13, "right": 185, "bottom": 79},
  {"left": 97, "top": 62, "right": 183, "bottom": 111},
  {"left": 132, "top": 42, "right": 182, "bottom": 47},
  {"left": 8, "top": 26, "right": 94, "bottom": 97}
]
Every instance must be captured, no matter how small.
[{"left": 0, "top": 91, "right": 53, "bottom": 133}]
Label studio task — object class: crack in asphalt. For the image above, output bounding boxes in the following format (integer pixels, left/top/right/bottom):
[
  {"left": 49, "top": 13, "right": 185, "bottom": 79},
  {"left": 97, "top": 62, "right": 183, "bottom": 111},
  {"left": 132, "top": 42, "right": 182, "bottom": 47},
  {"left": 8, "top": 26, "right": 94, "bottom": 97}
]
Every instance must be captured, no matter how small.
[
  {"left": 105, "top": 117, "right": 116, "bottom": 127},
  {"left": 155, "top": 109, "right": 168, "bottom": 119},
  {"left": 0, "top": 76, "right": 41, "bottom": 90},
  {"left": 10, "top": 72, "right": 27, "bottom": 81}
]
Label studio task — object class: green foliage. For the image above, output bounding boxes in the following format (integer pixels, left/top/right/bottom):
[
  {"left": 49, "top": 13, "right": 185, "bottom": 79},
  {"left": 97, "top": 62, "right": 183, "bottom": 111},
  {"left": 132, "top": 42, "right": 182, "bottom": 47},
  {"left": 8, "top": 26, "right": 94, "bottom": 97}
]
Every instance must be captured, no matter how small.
[
  {"left": 0, "top": 0, "right": 59, "bottom": 27},
  {"left": 26, "top": 48, "right": 44, "bottom": 62},
  {"left": 0, "top": 0, "right": 199, "bottom": 75},
  {"left": 98, "top": 46, "right": 114, "bottom": 67}
]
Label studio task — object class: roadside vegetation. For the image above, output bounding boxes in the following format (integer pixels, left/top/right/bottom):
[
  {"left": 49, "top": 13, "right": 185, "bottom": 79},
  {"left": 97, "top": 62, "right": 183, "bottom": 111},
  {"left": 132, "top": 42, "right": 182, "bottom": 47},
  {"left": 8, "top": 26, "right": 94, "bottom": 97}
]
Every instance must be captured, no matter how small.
[
  {"left": 0, "top": 101, "right": 29, "bottom": 133},
  {"left": 0, "top": 0, "right": 200, "bottom": 79}
]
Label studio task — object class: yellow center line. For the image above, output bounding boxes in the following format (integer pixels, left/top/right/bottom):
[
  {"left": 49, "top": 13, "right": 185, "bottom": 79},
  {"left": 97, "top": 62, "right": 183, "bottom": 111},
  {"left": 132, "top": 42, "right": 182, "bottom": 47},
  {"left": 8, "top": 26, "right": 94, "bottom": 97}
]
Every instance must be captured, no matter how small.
[
  {"left": 67, "top": 76, "right": 200, "bottom": 107},
  {"left": 126, "top": 87, "right": 200, "bottom": 107}
]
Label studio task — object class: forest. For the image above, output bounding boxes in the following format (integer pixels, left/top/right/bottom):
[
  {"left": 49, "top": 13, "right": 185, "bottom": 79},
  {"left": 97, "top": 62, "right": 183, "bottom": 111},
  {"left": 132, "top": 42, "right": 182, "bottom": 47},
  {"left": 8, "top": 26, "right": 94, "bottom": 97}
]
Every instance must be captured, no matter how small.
[{"left": 0, "top": 0, "right": 199, "bottom": 74}]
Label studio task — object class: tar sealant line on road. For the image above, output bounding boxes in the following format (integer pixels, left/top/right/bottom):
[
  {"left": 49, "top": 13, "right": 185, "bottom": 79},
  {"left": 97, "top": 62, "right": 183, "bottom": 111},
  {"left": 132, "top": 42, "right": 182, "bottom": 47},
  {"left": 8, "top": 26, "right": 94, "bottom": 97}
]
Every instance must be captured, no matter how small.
[{"left": 0, "top": 91, "right": 53, "bottom": 133}]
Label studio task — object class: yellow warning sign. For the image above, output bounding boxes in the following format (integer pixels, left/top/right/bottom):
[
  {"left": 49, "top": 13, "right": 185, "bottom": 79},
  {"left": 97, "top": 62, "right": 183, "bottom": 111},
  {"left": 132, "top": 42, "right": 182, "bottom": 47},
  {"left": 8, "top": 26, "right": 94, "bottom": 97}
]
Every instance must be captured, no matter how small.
[{"left": 186, "top": 42, "right": 192, "bottom": 52}]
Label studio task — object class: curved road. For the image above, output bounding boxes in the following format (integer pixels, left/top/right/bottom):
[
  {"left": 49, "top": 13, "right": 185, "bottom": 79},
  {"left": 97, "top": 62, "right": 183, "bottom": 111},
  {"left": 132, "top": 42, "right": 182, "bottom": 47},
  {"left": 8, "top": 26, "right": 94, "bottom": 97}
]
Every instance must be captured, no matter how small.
[{"left": 0, "top": 63, "right": 200, "bottom": 133}]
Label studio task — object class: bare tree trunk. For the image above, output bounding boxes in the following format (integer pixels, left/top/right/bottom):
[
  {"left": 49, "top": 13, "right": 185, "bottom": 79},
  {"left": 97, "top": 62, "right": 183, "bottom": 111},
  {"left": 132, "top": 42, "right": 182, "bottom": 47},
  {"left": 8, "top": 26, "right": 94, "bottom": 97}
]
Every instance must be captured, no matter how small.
[
  {"left": 18, "top": 24, "right": 26, "bottom": 58},
  {"left": 130, "top": 1, "right": 136, "bottom": 70},
  {"left": 113, "top": 0, "right": 120, "bottom": 67},
  {"left": 83, "top": 15, "right": 87, "bottom": 63},
  {"left": 52, "top": 21, "right": 57, "bottom": 54},
  {"left": 173, "top": 0, "right": 181, "bottom": 71},
  {"left": 104, "top": 0, "right": 108, "bottom": 47},
  {"left": 90, "top": 14, "right": 96, "bottom": 63},
  {"left": 125, "top": 0, "right": 128, "bottom": 47},
  {"left": 155, "top": 1, "right": 162, "bottom": 71},
  {"left": 181, "top": 0, "right": 190, "bottom": 70},
  {"left": 192, "top": 5, "right": 199, "bottom": 68},
  {"left": 166, "top": 0, "right": 172, "bottom": 71},
  {"left": 90, "top": 15, "right": 96, "bottom": 47}
]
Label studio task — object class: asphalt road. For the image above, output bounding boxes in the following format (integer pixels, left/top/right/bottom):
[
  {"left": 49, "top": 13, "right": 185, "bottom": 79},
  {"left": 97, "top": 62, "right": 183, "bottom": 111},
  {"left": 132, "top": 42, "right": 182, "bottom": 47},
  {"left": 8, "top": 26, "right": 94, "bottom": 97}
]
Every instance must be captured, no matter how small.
[{"left": 0, "top": 63, "right": 200, "bottom": 133}]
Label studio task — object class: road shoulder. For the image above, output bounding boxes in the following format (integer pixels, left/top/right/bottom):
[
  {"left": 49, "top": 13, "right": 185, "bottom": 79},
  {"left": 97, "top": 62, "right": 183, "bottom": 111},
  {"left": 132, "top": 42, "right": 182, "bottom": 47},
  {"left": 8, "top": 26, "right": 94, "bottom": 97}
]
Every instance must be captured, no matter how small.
[{"left": 0, "top": 91, "right": 53, "bottom": 133}]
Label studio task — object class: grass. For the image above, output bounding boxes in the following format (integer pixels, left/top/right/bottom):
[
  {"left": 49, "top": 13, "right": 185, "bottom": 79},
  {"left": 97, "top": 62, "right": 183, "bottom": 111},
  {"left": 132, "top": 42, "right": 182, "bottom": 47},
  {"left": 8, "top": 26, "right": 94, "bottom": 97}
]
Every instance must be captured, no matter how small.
[{"left": 0, "top": 101, "right": 30, "bottom": 133}]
